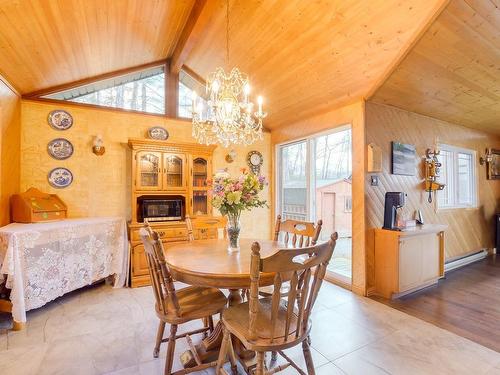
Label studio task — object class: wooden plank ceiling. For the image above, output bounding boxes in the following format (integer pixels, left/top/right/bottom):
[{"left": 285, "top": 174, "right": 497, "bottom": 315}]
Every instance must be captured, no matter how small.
[
  {"left": 0, "top": 0, "right": 195, "bottom": 94},
  {"left": 183, "top": 0, "right": 447, "bottom": 129},
  {"left": 0, "top": 0, "right": 450, "bottom": 130},
  {"left": 370, "top": 0, "right": 500, "bottom": 135}
]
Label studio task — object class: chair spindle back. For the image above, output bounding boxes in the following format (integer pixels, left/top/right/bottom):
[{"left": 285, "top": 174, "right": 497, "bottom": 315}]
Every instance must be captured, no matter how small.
[
  {"left": 249, "top": 233, "right": 338, "bottom": 342},
  {"left": 140, "top": 223, "right": 181, "bottom": 317},
  {"left": 274, "top": 215, "right": 322, "bottom": 248}
]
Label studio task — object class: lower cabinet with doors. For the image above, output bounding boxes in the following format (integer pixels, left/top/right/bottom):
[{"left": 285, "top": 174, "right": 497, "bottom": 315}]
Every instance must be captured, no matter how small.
[{"left": 373, "top": 224, "right": 446, "bottom": 299}]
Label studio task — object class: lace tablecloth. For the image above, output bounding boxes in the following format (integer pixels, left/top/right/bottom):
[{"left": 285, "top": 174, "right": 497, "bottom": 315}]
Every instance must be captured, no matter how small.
[{"left": 0, "top": 217, "right": 129, "bottom": 323}]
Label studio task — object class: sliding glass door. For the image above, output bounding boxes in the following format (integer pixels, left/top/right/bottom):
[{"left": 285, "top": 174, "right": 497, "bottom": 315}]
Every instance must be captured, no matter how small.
[{"left": 277, "top": 127, "right": 352, "bottom": 285}]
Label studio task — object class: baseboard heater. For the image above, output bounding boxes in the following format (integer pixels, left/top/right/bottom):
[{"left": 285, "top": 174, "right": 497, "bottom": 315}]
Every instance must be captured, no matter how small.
[{"left": 444, "top": 249, "right": 488, "bottom": 273}]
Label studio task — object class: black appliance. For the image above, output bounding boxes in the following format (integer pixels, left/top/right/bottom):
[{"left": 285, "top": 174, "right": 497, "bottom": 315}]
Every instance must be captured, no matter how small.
[
  {"left": 383, "top": 192, "right": 407, "bottom": 230},
  {"left": 141, "top": 199, "right": 183, "bottom": 222}
]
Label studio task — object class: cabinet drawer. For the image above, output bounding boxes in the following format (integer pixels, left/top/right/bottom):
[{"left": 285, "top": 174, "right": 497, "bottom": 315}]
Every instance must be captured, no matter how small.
[{"left": 131, "top": 227, "right": 187, "bottom": 242}]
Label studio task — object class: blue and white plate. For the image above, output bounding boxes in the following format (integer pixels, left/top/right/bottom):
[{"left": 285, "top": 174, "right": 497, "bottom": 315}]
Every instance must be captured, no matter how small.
[
  {"left": 148, "top": 126, "right": 169, "bottom": 140},
  {"left": 48, "top": 167, "right": 73, "bottom": 188},
  {"left": 47, "top": 138, "right": 73, "bottom": 160},
  {"left": 48, "top": 110, "right": 73, "bottom": 130}
]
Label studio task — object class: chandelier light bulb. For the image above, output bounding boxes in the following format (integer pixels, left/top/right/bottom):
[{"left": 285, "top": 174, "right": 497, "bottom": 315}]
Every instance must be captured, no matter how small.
[
  {"left": 212, "top": 80, "right": 220, "bottom": 92},
  {"left": 192, "top": 67, "right": 265, "bottom": 147},
  {"left": 257, "top": 96, "right": 263, "bottom": 114}
]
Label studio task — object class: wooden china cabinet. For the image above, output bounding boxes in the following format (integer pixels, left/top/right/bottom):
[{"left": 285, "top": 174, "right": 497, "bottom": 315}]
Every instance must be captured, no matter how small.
[{"left": 128, "top": 138, "right": 222, "bottom": 287}]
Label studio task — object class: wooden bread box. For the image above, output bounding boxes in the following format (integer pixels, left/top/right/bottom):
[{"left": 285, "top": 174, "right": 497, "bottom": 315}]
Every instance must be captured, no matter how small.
[{"left": 11, "top": 188, "right": 67, "bottom": 223}]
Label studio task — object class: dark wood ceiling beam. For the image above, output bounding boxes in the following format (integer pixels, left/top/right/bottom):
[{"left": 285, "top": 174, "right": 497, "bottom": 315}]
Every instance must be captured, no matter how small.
[{"left": 170, "top": 0, "right": 218, "bottom": 75}]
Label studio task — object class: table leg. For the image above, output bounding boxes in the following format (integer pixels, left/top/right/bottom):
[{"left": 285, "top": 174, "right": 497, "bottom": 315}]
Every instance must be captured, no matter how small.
[
  {"left": 228, "top": 288, "right": 243, "bottom": 305},
  {"left": 180, "top": 289, "right": 256, "bottom": 374}
]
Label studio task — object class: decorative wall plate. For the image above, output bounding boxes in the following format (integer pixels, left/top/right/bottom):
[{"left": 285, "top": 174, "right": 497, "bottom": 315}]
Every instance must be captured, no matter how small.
[
  {"left": 48, "top": 167, "right": 73, "bottom": 188},
  {"left": 148, "top": 126, "right": 169, "bottom": 140},
  {"left": 47, "top": 138, "right": 74, "bottom": 160},
  {"left": 48, "top": 110, "right": 73, "bottom": 130}
]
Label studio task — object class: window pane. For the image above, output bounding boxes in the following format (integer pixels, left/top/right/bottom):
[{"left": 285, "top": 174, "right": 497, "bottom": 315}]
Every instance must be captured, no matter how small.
[
  {"left": 281, "top": 141, "right": 307, "bottom": 221},
  {"left": 437, "top": 149, "right": 453, "bottom": 207},
  {"left": 43, "top": 66, "right": 165, "bottom": 114},
  {"left": 457, "top": 152, "right": 472, "bottom": 205}
]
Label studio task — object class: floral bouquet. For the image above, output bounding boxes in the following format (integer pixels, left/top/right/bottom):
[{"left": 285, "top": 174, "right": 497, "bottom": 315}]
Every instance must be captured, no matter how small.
[{"left": 210, "top": 169, "right": 268, "bottom": 251}]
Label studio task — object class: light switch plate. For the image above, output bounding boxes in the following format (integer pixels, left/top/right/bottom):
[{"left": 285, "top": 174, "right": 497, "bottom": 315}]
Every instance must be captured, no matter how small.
[{"left": 370, "top": 175, "right": 379, "bottom": 186}]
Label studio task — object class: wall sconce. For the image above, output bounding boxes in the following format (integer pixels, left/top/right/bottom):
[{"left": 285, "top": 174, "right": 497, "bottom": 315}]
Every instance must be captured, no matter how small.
[
  {"left": 479, "top": 148, "right": 493, "bottom": 165},
  {"left": 92, "top": 135, "right": 105, "bottom": 156},
  {"left": 225, "top": 149, "right": 237, "bottom": 163}
]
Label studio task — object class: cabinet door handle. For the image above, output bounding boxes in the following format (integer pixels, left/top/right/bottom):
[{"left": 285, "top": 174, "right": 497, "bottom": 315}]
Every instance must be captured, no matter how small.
[{"left": 158, "top": 231, "right": 165, "bottom": 237}]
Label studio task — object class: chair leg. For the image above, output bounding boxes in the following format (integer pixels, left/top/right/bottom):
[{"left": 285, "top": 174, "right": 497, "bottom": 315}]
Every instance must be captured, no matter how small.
[
  {"left": 215, "top": 326, "right": 230, "bottom": 374},
  {"left": 164, "top": 324, "right": 178, "bottom": 375},
  {"left": 154, "top": 321, "right": 166, "bottom": 358},
  {"left": 208, "top": 315, "right": 215, "bottom": 333},
  {"left": 271, "top": 351, "right": 277, "bottom": 363},
  {"left": 202, "top": 317, "right": 209, "bottom": 338},
  {"left": 302, "top": 336, "right": 315, "bottom": 375},
  {"left": 256, "top": 351, "right": 265, "bottom": 375},
  {"left": 226, "top": 330, "right": 238, "bottom": 375}
]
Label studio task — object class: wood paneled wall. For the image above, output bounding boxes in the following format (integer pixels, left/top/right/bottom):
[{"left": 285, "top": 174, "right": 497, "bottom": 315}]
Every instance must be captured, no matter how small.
[
  {"left": 365, "top": 102, "right": 500, "bottom": 290},
  {"left": 0, "top": 79, "right": 21, "bottom": 226},
  {"left": 271, "top": 100, "right": 367, "bottom": 295},
  {"left": 20, "top": 100, "right": 272, "bottom": 240}
]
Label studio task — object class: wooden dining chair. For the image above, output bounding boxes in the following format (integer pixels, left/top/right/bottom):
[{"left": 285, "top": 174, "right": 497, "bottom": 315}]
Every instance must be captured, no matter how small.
[
  {"left": 140, "top": 223, "right": 228, "bottom": 375},
  {"left": 257, "top": 215, "right": 323, "bottom": 299},
  {"left": 216, "top": 232, "right": 338, "bottom": 375},
  {"left": 274, "top": 215, "right": 323, "bottom": 247}
]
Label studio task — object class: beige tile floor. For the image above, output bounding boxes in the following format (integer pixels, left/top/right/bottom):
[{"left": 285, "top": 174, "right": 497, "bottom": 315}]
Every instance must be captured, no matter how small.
[{"left": 0, "top": 282, "right": 499, "bottom": 375}]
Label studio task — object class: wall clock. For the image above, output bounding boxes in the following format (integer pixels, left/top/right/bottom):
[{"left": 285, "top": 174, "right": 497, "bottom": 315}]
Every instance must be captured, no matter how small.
[{"left": 247, "top": 151, "right": 263, "bottom": 175}]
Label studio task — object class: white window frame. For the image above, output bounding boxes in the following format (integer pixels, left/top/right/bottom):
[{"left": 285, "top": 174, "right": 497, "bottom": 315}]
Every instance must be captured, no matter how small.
[
  {"left": 437, "top": 144, "right": 478, "bottom": 210},
  {"left": 274, "top": 124, "right": 351, "bottom": 223}
]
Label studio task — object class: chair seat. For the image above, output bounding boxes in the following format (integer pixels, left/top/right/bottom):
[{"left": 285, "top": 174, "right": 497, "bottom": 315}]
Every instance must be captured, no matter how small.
[
  {"left": 222, "top": 297, "right": 308, "bottom": 351},
  {"left": 157, "top": 286, "right": 227, "bottom": 324}
]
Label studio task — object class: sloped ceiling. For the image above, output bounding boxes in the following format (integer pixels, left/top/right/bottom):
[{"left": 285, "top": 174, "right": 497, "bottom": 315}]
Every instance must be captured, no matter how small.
[
  {"left": 0, "top": 0, "right": 449, "bottom": 130},
  {"left": 370, "top": 0, "right": 500, "bottom": 135},
  {"left": 183, "top": 0, "right": 448, "bottom": 129},
  {"left": 0, "top": 0, "right": 195, "bottom": 94}
]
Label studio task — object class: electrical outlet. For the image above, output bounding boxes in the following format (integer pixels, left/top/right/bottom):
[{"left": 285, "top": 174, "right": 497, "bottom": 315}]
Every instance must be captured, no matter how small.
[{"left": 370, "top": 175, "right": 379, "bottom": 186}]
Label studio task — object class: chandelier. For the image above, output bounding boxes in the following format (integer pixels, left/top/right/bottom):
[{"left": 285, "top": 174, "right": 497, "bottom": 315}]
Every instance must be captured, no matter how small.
[{"left": 191, "top": 0, "right": 266, "bottom": 147}]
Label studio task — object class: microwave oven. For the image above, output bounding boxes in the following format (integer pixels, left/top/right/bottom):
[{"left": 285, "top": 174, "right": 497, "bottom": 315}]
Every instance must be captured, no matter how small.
[{"left": 141, "top": 199, "right": 183, "bottom": 222}]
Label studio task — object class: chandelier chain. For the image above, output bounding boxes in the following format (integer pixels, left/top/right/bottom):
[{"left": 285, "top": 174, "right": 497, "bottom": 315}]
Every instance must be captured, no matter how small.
[
  {"left": 191, "top": 0, "right": 267, "bottom": 147},
  {"left": 225, "top": 0, "right": 229, "bottom": 68}
]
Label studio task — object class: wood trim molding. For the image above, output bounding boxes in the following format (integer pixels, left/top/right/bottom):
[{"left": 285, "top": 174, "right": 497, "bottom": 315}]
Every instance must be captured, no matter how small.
[
  {"left": 182, "top": 65, "right": 206, "bottom": 86},
  {"left": 23, "top": 59, "right": 168, "bottom": 99},
  {"left": 128, "top": 138, "right": 217, "bottom": 154},
  {"left": 365, "top": 0, "right": 451, "bottom": 100},
  {"left": 170, "top": 0, "right": 218, "bottom": 74},
  {"left": 22, "top": 97, "right": 194, "bottom": 124},
  {"left": 0, "top": 71, "right": 20, "bottom": 96}
]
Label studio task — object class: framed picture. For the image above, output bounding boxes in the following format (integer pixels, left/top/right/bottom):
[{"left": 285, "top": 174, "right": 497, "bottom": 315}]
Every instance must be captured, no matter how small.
[
  {"left": 487, "top": 149, "right": 500, "bottom": 180},
  {"left": 391, "top": 141, "right": 416, "bottom": 176}
]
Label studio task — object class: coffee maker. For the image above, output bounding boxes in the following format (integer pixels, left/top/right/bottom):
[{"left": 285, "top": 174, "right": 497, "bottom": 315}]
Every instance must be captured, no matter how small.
[{"left": 383, "top": 192, "right": 407, "bottom": 230}]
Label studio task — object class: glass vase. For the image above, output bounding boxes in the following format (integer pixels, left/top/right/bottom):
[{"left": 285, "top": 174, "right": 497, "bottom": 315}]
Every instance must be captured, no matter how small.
[{"left": 226, "top": 213, "right": 241, "bottom": 253}]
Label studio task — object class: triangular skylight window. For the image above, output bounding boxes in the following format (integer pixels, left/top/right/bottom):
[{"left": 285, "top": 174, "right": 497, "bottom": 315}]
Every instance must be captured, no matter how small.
[{"left": 42, "top": 65, "right": 165, "bottom": 114}]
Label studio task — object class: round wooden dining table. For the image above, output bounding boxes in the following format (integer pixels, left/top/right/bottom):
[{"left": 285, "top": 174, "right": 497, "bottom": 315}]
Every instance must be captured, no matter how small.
[{"left": 164, "top": 238, "right": 282, "bottom": 373}]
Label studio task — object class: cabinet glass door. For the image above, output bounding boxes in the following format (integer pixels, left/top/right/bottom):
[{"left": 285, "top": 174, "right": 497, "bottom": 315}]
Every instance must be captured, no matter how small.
[
  {"left": 164, "top": 154, "right": 185, "bottom": 189},
  {"left": 193, "top": 190, "right": 208, "bottom": 215},
  {"left": 193, "top": 158, "right": 208, "bottom": 187},
  {"left": 192, "top": 157, "right": 209, "bottom": 215},
  {"left": 136, "top": 151, "right": 162, "bottom": 190}
]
